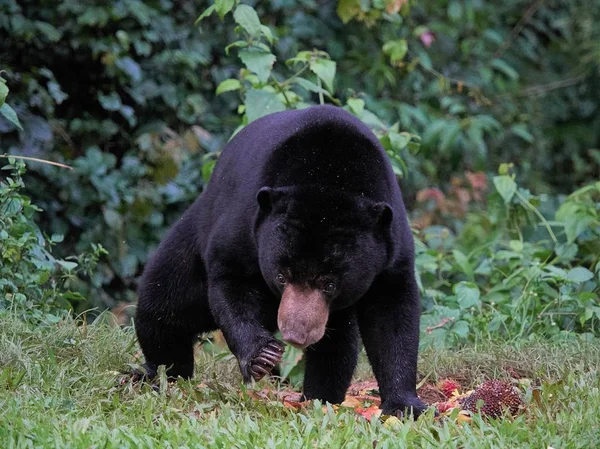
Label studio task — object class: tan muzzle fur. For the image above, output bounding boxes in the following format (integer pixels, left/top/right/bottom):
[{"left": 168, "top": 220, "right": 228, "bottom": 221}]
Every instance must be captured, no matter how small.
[{"left": 277, "top": 284, "right": 329, "bottom": 348}]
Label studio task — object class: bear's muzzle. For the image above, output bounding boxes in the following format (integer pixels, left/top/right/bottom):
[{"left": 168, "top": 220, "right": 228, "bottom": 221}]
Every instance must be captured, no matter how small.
[{"left": 277, "top": 284, "right": 329, "bottom": 349}]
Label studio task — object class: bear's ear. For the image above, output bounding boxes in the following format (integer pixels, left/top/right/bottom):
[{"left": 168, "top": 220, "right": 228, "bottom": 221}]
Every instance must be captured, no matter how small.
[
  {"left": 257, "top": 186, "right": 275, "bottom": 212},
  {"left": 372, "top": 202, "right": 393, "bottom": 227}
]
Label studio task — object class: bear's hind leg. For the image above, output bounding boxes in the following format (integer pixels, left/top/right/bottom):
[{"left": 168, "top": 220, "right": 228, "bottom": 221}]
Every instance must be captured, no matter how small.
[
  {"left": 135, "top": 306, "right": 214, "bottom": 380},
  {"left": 135, "top": 236, "right": 215, "bottom": 380}
]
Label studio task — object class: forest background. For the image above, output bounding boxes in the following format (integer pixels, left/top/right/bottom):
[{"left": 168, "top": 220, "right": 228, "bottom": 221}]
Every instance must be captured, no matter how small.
[{"left": 1, "top": 0, "right": 599, "bottom": 349}]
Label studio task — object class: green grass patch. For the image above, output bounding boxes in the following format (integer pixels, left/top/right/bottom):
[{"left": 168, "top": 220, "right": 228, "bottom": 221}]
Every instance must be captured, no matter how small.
[{"left": 0, "top": 313, "right": 598, "bottom": 448}]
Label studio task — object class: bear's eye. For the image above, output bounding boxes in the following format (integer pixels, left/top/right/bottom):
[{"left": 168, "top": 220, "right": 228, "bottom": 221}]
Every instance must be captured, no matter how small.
[
  {"left": 323, "top": 282, "right": 337, "bottom": 294},
  {"left": 276, "top": 274, "right": 287, "bottom": 285}
]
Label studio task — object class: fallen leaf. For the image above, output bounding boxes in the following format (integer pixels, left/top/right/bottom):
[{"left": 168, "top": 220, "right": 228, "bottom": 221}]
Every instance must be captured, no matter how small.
[
  {"left": 457, "top": 410, "right": 473, "bottom": 425},
  {"left": 283, "top": 399, "right": 310, "bottom": 410},
  {"left": 382, "top": 415, "right": 402, "bottom": 429},
  {"left": 341, "top": 396, "right": 362, "bottom": 408},
  {"left": 355, "top": 404, "right": 382, "bottom": 422}
]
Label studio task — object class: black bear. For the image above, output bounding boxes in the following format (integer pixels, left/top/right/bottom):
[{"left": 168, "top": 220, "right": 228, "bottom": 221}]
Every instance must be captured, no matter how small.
[{"left": 135, "top": 105, "right": 427, "bottom": 417}]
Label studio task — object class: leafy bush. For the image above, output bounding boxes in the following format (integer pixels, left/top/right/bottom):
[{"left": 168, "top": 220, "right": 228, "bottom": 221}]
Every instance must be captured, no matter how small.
[
  {"left": 0, "top": 159, "right": 106, "bottom": 323},
  {"left": 417, "top": 169, "right": 600, "bottom": 348},
  {"left": 1, "top": 0, "right": 598, "bottom": 315},
  {"left": 0, "top": 0, "right": 233, "bottom": 309}
]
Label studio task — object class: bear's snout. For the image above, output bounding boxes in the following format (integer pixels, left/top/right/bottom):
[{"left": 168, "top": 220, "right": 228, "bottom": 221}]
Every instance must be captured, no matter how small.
[{"left": 277, "top": 285, "right": 329, "bottom": 349}]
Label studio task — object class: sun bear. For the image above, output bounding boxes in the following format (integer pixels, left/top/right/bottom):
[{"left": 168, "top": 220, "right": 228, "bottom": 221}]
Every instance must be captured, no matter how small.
[{"left": 135, "top": 105, "right": 427, "bottom": 417}]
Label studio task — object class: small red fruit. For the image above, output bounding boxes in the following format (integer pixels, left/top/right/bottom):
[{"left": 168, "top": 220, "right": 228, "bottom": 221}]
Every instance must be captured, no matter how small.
[{"left": 438, "top": 379, "right": 461, "bottom": 398}]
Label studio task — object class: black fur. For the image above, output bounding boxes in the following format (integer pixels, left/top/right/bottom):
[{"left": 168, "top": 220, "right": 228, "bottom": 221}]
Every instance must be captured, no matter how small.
[{"left": 135, "top": 105, "right": 427, "bottom": 417}]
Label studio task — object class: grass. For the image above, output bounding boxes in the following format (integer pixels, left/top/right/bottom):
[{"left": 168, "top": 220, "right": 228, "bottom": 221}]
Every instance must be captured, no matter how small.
[{"left": 0, "top": 313, "right": 599, "bottom": 449}]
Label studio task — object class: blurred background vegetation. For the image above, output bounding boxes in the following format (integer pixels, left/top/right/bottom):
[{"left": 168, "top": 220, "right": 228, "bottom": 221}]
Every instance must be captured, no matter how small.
[{"left": 1, "top": 0, "right": 598, "bottom": 350}]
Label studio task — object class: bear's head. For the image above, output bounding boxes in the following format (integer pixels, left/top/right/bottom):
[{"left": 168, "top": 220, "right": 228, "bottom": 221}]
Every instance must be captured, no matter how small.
[{"left": 255, "top": 185, "right": 393, "bottom": 348}]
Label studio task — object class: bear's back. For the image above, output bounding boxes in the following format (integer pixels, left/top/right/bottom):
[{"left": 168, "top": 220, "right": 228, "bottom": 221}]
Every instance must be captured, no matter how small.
[{"left": 207, "top": 105, "right": 397, "bottom": 202}]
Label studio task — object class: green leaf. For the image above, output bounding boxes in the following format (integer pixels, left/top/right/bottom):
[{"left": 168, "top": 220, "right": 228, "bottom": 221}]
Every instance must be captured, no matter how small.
[
  {"left": 0, "top": 103, "right": 22, "bottom": 130},
  {"left": 346, "top": 98, "right": 365, "bottom": 115},
  {"left": 62, "top": 291, "right": 86, "bottom": 301},
  {"left": 452, "top": 249, "right": 473, "bottom": 280},
  {"left": 337, "top": 0, "right": 361, "bottom": 24},
  {"left": 196, "top": 4, "right": 216, "bottom": 24},
  {"left": 233, "top": 5, "right": 262, "bottom": 37},
  {"left": 567, "top": 267, "right": 594, "bottom": 283},
  {"left": 98, "top": 92, "right": 122, "bottom": 111},
  {"left": 0, "top": 79, "right": 8, "bottom": 108},
  {"left": 383, "top": 39, "right": 408, "bottom": 65},
  {"left": 566, "top": 216, "right": 593, "bottom": 243},
  {"left": 215, "top": 0, "right": 235, "bottom": 19},
  {"left": 238, "top": 49, "right": 276, "bottom": 83},
  {"left": 448, "top": 0, "right": 463, "bottom": 21},
  {"left": 34, "top": 22, "right": 61, "bottom": 42},
  {"left": 294, "top": 78, "right": 332, "bottom": 98},
  {"left": 286, "top": 51, "right": 312, "bottom": 65},
  {"left": 244, "top": 89, "right": 286, "bottom": 123},
  {"left": 202, "top": 159, "right": 217, "bottom": 183},
  {"left": 555, "top": 242, "right": 578, "bottom": 262},
  {"left": 509, "top": 240, "right": 523, "bottom": 252},
  {"left": 511, "top": 124, "right": 534, "bottom": 143},
  {"left": 57, "top": 260, "right": 78, "bottom": 271},
  {"left": 1, "top": 197, "right": 23, "bottom": 215},
  {"left": 439, "top": 122, "right": 461, "bottom": 152},
  {"left": 389, "top": 131, "right": 411, "bottom": 152},
  {"left": 225, "top": 40, "right": 249, "bottom": 55},
  {"left": 77, "top": 8, "right": 109, "bottom": 26},
  {"left": 47, "top": 81, "right": 68, "bottom": 104},
  {"left": 116, "top": 57, "right": 142, "bottom": 82},
  {"left": 493, "top": 175, "right": 517, "bottom": 204},
  {"left": 103, "top": 209, "right": 123, "bottom": 230},
  {"left": 488, "top": 313, "right": 508, "bottom": 332},
  {"left": 309, "top": 59, "right": 336, "bottom": 92},
  {"left": 453, "top": 282, "right": 481, "bottom": 309},
  {"left": 260, "top": 25, "right": 275, "bottom": 44},
  {"left": 556, "top": 202, "right": 594, "bottom": 242},
  {"left": 491, "top": 58, "right": 519, "bottom": 80},
  {"left": 216, "top": 79, "right": 242, "bottom": 95},
  {"left": 452, "top": 320, "right": 470, "bottom": 338}
]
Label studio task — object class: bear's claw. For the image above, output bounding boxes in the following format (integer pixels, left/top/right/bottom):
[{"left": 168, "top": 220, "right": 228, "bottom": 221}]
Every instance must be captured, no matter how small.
[{"left": 249, "top": 340, "right": 285, "bottom": 381}]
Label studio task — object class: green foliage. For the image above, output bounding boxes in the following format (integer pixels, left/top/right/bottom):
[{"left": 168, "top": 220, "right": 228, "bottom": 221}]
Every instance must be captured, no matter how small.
[
  {"left": 0, "top": 73, "right": 21, "bottom": 129},
  {"left": 1, "top": 0, "right": 598, "bottom": 317},
  {"left": 1, "top": 314, "right": 600, "bottom": 448},
  {"left": 341, "top": 0, "right": 599, "bottom": 192},
  {"left": 0, "top": 0, "right": 232, "bottom": 308},
  {"left": 199, "top": 2, "right": 420, "bottom": 183},
  {"left": 0, "top": 159, "right": 107, "bottom": 323},
  {"left": 417, "top": 168, "right": 600, "bottom": 349}
]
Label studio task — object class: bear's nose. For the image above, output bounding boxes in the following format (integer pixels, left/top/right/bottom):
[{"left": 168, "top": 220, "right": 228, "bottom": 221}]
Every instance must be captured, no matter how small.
[{"left": 281, "top": 330, "right": 308, "bottom": 348}]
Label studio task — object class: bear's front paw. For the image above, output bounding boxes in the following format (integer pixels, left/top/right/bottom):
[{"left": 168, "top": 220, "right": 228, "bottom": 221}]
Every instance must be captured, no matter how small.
[{"left": 249, "top": 339, "right": 285, "bottom": 381}]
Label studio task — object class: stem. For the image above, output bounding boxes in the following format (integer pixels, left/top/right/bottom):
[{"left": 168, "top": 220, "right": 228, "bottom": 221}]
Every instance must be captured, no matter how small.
[
  {"left": 1, "top": 154, "right": 73, "bottom": 170},
  {"left": 280, "top": 64, "right": 310, "bottom": 88},
  {"left": 493, "top": 0, "right": 546, "bottom": 60},
  {"left": 515, "top": 190, "right": 558, "bottom": 243},
  {"left": 317, "top": 77, "right": 324, "bottom": 105},
  {"left": 270, "top": 74, "right": 292, "bottom": 108}
]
